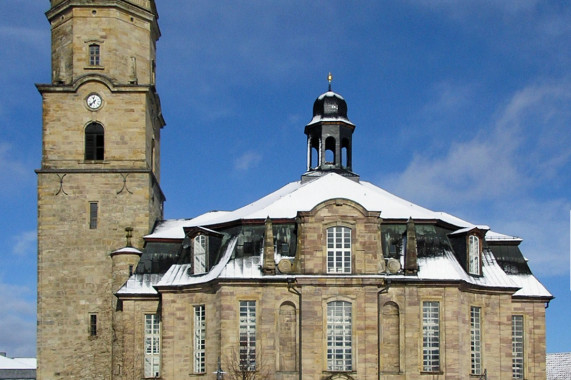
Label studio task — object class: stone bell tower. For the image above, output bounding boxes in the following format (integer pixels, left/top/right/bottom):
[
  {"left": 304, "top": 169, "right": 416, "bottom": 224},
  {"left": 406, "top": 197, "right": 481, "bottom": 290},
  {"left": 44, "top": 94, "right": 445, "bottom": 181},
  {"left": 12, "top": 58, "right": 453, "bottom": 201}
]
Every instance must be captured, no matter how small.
[{"left": 36, "top": 1, "right": 164, "bottom": 379}]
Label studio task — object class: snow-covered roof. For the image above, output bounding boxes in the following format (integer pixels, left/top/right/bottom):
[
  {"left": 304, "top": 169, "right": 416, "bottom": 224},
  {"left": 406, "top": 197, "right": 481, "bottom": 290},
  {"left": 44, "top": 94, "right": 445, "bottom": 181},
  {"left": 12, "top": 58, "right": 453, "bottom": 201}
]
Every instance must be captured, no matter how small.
[
  {"left": 485, "top": 230, "right": 523, "bottom": 242},
  {"left": 0, "top": 356, "right": 36, "bottom": 370},
  {"left": 111, "top": 246, "right": 142, "bottom": 255},
  {"left": 449, "top": 225, "right": 490, "bottom": 235},
  {"left": 119, "top": 173, "right": 551, "bottom": 300},
  {"left": 547, "top": 352, "right": 571, "bottom": 380},
  {"left": 147, "top": 174, "right": 482, "bottom": 240},
  {"left": 116, "top": 273, "right": 164, "bottom": 296}
]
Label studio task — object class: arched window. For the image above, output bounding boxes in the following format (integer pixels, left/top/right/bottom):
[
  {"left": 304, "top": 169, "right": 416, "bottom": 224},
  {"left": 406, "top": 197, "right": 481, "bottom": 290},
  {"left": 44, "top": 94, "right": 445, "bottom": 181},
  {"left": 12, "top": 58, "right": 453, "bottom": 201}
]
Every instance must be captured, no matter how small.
[
  {"left": 85, "top": 122, "right": 104, "bottom": 160},
  {"left": 468, "top": 235, "right": 480, "bottom": 275},
  {"left": 324, "top": 136, "right": 336, "bottom": 164},
  {"left": 327, "top": 301, "right": 352, "bottom": 371},
  {"left": 327, "top": 226, "right": 351, "bottom": 273},
  {"left": 341, "top": 138, "right": 350, "bottom": 169}
]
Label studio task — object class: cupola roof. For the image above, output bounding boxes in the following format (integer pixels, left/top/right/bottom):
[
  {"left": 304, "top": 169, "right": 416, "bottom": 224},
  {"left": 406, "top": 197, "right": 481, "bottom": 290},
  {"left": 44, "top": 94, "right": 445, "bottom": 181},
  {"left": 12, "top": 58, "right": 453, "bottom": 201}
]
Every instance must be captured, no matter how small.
[
  {"left": 307, "top": 90, "right": 354, "bottom": 127},
  {"left": 307, "top": 73, "right": 354, "bottom": 127}
]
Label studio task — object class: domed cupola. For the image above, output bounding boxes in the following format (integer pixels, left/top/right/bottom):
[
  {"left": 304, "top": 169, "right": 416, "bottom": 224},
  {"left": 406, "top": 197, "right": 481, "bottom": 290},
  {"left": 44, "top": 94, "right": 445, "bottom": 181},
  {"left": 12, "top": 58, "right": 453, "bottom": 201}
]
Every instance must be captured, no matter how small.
[
  {"left": 312, "top": 91, "right": 349, "bottom": 120},
  {"left": 302, "top": 73, "right": 359, "bottom": 183}
]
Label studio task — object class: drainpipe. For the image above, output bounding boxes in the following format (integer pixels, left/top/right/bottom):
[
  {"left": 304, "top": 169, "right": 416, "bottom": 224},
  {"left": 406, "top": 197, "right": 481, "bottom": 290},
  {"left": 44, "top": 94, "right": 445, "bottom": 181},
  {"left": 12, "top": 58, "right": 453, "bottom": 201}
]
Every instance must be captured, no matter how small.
[
  {"left": 377, "top": 279, "right": 391, "bottom": 380},
  {"left": 287, "top": 277, "right": 302, "bottom": 380}
]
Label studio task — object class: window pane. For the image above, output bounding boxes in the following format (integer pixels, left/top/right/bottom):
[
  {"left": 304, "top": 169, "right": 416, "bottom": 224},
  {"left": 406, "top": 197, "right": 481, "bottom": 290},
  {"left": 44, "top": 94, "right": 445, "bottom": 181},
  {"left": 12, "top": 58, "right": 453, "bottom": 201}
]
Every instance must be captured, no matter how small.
[
  {"left": 326, "top": 227, "right": 351, "bottom": 273},
  {"left": 422, "top": 301, "right": 440, "bottom": 372},
  {"left": 327, "top": 301, "right": 352, "bottom": 371},
  {"left": 144, "top": 314, "right": 160, "bottom": 377},
  {"left": 471, "top": 306, "right": 481, "bottom": 375},
  {"left": 194, "top": 305, "right": 206, "bottom": 373},
  {"left": 512, "top": 315, "right": 524, "bottom": 379},
  {"left": 194, "top": 235, "right": 207, "bottom": 274},
  {"left": 89, "top": 202, "right": 98, "bottom": 229},
  {"left": 469, "top": 235, "right": 480, "bottom": 275},
  {"left": 89, "top": 44, "right": 100, "bottom": 66},
  {"left": 239, "top": 301, "right": 256, "bottom": 371}
]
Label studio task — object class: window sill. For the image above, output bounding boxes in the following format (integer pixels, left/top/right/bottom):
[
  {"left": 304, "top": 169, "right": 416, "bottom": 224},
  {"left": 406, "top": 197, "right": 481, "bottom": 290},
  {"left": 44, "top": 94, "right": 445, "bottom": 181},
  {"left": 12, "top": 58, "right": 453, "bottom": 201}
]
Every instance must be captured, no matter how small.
[
  {"left": 84, "top": 65, "right": 104, "bottom": 70},
  {"left": 421, "top": 371, "right": 443, "bottom": 375}
]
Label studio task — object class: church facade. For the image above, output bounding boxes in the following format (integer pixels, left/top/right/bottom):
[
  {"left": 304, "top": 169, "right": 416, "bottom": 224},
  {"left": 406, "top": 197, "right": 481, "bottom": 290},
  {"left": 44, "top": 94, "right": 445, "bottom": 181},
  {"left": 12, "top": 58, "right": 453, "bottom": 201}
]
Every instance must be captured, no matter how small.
[{"left": 36, "top": 1, "right": 552, "bottom": 380}]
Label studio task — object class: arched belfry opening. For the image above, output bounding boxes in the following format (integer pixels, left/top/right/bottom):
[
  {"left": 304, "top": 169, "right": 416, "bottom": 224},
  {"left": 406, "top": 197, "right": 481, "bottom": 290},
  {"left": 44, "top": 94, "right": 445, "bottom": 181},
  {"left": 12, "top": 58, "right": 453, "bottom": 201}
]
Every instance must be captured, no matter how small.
[{"left": 302, "top": 74, "right": 359, "bottom": 183}]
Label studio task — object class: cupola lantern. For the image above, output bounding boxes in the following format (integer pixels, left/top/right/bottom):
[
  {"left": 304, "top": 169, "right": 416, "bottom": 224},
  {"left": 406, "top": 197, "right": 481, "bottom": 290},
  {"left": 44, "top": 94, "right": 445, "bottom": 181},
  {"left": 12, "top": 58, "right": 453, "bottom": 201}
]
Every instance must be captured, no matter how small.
[{"left": 302, "top": 75, "right": 359, "bottom": 183}]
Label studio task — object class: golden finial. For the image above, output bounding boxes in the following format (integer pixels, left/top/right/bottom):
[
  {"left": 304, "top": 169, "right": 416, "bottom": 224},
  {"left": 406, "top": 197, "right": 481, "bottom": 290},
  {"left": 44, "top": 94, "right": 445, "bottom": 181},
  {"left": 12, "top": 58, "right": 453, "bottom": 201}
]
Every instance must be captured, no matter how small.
[{"left": 327, "top": 72, "right": 333, "bottom": 91}]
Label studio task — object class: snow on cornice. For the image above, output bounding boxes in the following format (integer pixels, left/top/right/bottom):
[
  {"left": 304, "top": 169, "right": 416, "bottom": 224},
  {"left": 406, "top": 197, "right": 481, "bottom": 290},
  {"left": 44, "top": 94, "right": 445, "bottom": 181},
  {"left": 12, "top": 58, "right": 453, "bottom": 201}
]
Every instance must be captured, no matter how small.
[
  {"left": 306, "top": 115, "right": 355, "bottom": 127},
  {"left": 485, "top": 230, "right": 523, "bottom": 242}
]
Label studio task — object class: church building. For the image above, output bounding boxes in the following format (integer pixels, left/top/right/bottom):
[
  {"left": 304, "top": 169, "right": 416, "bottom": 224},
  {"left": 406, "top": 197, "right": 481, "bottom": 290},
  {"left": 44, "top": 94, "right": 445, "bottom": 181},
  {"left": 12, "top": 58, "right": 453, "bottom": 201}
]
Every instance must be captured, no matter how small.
[{"left": 36, "top": 1, "right": 552, "bottom": 380}]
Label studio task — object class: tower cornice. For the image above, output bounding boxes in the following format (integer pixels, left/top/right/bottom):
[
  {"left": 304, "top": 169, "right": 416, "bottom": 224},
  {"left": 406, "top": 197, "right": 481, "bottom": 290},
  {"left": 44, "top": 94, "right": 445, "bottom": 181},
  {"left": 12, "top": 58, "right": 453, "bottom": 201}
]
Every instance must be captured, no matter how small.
[{"left": 46, "top": 0, "right": 160, "bottom": 40}]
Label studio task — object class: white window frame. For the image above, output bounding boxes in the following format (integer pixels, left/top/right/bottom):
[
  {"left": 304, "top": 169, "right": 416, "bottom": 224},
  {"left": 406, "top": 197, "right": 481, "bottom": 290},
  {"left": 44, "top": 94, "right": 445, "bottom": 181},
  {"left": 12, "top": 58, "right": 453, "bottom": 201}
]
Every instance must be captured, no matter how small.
[
  {"left": 468, "top": 235, "right": 480, "bottom": 275},
  {"left": 512, "top": 315, "right": 524, "bottom": 379},
  {"left": 144, "top": 314, "right": 160, "bottom": 378},
  {"left": 422, "top": 301, "right": 440, "bottom": 372},
  {"left": 239, "top": 301, "right": 256, "bottom": 371},
  {"left": 194, "top": 235, "right": 207, "bottom": 274},
  {"left": 194, "top": 305, "right": 206, "bottom": 373},
  {"left": 326, "top": 301, "right": 352, "bottom": 371},
  {"left": 470, "top": 306, "right": 482, "bottom": 375},
  {"left": 327, "top": 226, "right": 351, "bottom": 273}
]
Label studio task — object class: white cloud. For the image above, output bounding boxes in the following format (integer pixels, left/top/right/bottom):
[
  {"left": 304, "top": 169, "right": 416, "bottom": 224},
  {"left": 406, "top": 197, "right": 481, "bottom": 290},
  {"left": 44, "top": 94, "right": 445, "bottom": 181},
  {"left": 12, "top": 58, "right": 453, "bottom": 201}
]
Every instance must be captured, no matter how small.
[
  {"left": 234, "top": 151, "right": 262, "bottom": 171},
  {"left": 0, "top": 282, "right": 36, "bottom": 357},
  {"left": 12, "top": 231, "right": 36, "bottom": 257},
  {"left": 379, "top": 79, "right": 571, "bottom": 276}
]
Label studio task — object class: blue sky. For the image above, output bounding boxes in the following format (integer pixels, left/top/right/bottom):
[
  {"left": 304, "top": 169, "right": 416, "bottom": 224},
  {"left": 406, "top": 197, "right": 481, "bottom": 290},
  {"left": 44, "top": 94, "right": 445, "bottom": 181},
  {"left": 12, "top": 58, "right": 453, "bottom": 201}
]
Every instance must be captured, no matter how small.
[{"left": 1, "top": 1, "right": 569, "bottom": 357}]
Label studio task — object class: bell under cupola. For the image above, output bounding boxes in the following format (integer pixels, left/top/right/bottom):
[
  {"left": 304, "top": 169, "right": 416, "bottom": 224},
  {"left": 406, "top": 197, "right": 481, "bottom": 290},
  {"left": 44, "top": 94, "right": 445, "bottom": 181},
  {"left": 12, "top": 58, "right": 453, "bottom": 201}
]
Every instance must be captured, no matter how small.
[{"left": 302, "top": 74, "right": 359, "bottom": 183}]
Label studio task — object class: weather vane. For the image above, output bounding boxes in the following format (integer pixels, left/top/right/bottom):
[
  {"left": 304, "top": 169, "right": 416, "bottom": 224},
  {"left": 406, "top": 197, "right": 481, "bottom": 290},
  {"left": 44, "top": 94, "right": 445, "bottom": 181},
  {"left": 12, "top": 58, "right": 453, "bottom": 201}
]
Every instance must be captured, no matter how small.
[{"left": 328, "top": 72, "right": 333, "bottom": 91}]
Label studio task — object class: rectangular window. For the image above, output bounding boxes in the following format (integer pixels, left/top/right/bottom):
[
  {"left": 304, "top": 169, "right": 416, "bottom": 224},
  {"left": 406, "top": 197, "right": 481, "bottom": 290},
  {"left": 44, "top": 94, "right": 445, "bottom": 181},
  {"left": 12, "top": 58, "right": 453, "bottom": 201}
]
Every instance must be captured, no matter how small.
[
  {"left": 89, "top": 44, "right": 100, "bottom": 66},
  {"left": 422, "top": 301, "right": 440, "bottom": 372},
  {"left": 327, "top": 226, "right": 351, "bottom": 273},
  {"left": 512, "top": 315, "right": 524, "bottom": 379},
  {"left": 194, "top": 305, "right": 206, "bottom": 373},
  {"left": 327, "top": 301, "right": 352, "bottom": 371},
  {"left": 89, "top": 314, "right": 97, "bottom": 337},
  {"left": 89, "top": 202, "right": 98, "bottom": 229},
  {"left": 239, "top": 301, "right": 256, "bottom": 371},
  {"left": 470, "top": 306, "right": 482, "bottom": 375},
  {"left": 194, "top": 235, "right": 207, "bottom": 274},
  {"left": 144, "top": 314, "right": 160, "bottom": 378}
]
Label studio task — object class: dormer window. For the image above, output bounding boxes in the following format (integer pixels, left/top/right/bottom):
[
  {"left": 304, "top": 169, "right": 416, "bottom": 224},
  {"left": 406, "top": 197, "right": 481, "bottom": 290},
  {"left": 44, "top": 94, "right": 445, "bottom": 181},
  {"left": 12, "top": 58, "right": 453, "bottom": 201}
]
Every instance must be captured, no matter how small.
[
  {"left": 193, "top": 235, "right": 207, "bottom": 274},
  {"left": 468, "top": 235, "right": 480, "bottom": 275}
]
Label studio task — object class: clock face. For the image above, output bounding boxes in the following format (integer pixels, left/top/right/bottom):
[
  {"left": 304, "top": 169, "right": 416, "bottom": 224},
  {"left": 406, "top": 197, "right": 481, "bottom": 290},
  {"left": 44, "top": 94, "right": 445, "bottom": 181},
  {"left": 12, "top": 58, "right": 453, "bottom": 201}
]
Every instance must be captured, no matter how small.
[{"left": 86, "top": 94, "right": 102, "bottom": 110}]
